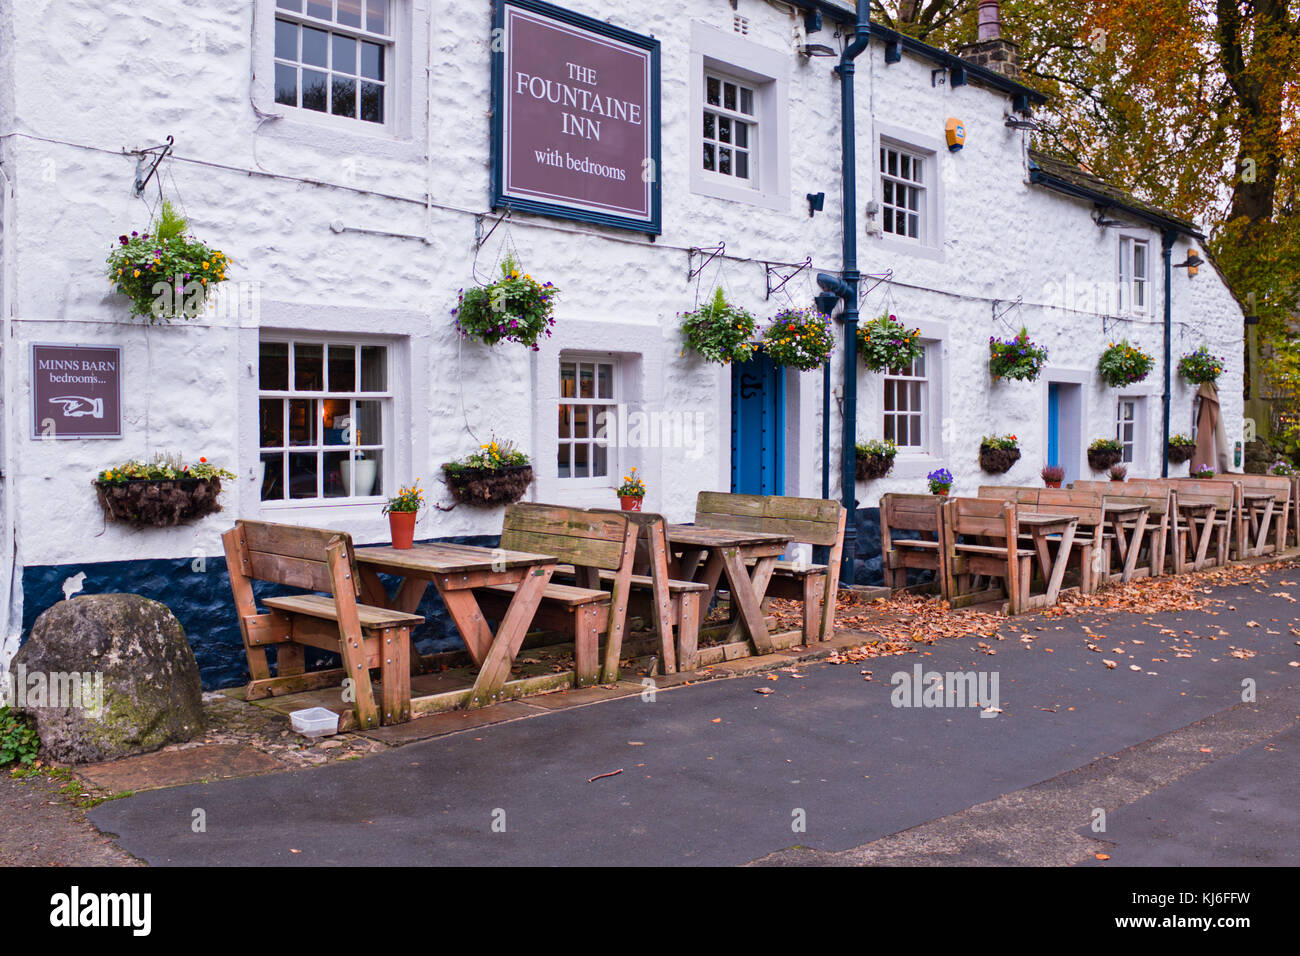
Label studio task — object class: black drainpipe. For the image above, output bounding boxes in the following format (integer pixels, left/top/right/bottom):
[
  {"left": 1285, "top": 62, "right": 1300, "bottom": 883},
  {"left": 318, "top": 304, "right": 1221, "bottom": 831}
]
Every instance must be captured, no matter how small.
[{"left": 1161, "top": 229, "right": 1174, "bottom": 477}]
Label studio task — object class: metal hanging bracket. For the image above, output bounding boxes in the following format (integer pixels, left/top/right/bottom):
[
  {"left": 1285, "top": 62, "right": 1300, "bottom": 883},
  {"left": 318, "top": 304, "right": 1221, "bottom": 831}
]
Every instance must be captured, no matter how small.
[
  {"left": 764, "top": 256, "right": 812, "bottom": 300},
  {"left": 475, "top": 206, "right": 512, "bottom": 250},
  {"left": 991, "top": 295, "right": 1023, "bottom": 329},
  {"left": 132, "top": 135, "right": 174, "bottom": 197},
  {"left": 687, "top": 242, "right": 725, "bottom": 282},
  {"left": 857, "top": 269, "right": 894, "bottom": 305}
]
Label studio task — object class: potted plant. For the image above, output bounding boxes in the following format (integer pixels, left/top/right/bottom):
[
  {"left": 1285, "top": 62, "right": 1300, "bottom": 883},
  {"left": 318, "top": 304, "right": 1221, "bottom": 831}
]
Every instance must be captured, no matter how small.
[
  {"left": 442, "top": 439, "right": 534, "bottom": 506},
  {"left": 452, "top": 255, "right": 557, "bottom": 350},
  {"left": 855, "top": 438, "right": 898, "bottom": 481},
  {"left": 94, "top": 454, "right": 234, "bottom": 528},
  {"left": 857, "top": 313, "right": 924, "bottom": 372},
  {"left": 1041, "top": 464, "right": 1065, "bottom": 489},
  {"left": 680, "top": 288, "right": 757, "bottom": 365},
  {"left": 1098, "top": 340, "right": 1155, "bottom": 388},
  {"left": 927, "top": 468, "right": 954, "bottom": 497},
  {"left": 761, "top": 307, "right": 835, "bottom": 371},
  {"left": 1109, "top": 463, "right": 1128, "bottom": 482},
  {"left": 1177, "top": 345, "right": 1224, "bottom": 386},
  {"left": 383, "top": 482, "right": 423, "bottom": 549},
  {"left": 1190, "top": 463, "right": 1217, "bottom": 479},
  {"left": 1088, "top": 438, "right": 1124, "bottom": 471},
  {"left": 1167, "top": 434, "right": 1197, "bottom": 465},
  {"left": 616, "top": 468, "right": 647, "bottom": 511},
  {"left": 988, "top": 327, "right": 1049, "bottom": 382},
  {"left": 106, "top": 200, "right": 230, "bottom": 323},
  {"left": 979, "top": 434, "right": 1021, "bottom": 473}
]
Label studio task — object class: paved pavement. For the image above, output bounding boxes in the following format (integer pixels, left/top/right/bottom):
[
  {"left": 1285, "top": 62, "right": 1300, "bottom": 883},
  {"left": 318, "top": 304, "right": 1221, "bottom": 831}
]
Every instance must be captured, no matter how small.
[{"left": 88, "top": 570, "right": 1300, "bottom": 866}]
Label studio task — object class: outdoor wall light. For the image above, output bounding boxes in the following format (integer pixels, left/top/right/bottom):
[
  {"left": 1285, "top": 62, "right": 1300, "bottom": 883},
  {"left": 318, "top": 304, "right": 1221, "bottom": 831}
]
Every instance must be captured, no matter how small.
[
  {"left": 800, "top": 43, "right": 837, "bottom": 57},
  {"left": 807, "top": 192, "right": 825, "bottom": 217},
  {"left": 1004, "top": 114, "right": 1039, "bottom": 131},
  {"left": 1174, "top": 250, "right": 1204, "bottom": 277}
]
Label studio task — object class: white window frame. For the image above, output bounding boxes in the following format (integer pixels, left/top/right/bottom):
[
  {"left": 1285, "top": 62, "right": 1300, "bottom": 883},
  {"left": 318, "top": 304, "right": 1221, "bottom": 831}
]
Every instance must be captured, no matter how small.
[
  {"left": 272, "top": 0, "right": 393, "bottom": 128},
  {"left": 872, "top": 123, "right": 945, "bottom": 261},
  {"left": 257, "top": 334, "right": 393, "bottom": 507},
  {"left": 882, "top": 348, "right": 931, "bottom": 453},
  {"left": 701, "top": 71, "right": 758, "bottom": 189},
  {"left": 558, "top": 354, "right": 618, "bottom": 489},
  {"left": 1116, "top": 397, "right": 1139, "bottom": 464},
  {"left": 689, "top": 22, "right": 790, "bottom": 212},
  {"left": 1118, "top": 236, "right": 1150, "bottom": 315},
  {"left": 879, "top": 143, "right": 927, "bottom": 243}
]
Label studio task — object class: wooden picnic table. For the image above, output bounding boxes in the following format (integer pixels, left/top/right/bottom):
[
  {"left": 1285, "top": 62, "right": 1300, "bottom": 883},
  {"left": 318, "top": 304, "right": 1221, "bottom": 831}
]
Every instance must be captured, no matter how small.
[
  {"left": 354, "top": 542, "right": 556, "bottom": 709},
  {"left": 1014, "top": 512, "right": 1080, "bottom": 607},
  {"left": 664, "top": 524, "right": 790, "bottom": 653},
  {"left": 1102, "top": 500, "right": 1152, "bottom": 582}
]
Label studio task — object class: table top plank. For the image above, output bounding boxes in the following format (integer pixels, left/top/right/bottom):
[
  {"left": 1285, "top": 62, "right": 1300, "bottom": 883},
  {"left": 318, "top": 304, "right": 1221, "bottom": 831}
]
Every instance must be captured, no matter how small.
[
  {"left": 666, "top": 524, "right": 792, "bottom": 548},
  {"left": 356, "top": 543, "right": 555, "bottom": 575}
]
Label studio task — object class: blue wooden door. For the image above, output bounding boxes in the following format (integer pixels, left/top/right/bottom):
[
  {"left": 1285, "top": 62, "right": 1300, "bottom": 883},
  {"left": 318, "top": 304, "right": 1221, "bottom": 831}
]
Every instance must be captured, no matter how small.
[
  {"left": 731, "top": 353, "right": 785, "bottom": 495},
  {"left": 1048, "top": 383, "right": 1061, "bottom": 467}
]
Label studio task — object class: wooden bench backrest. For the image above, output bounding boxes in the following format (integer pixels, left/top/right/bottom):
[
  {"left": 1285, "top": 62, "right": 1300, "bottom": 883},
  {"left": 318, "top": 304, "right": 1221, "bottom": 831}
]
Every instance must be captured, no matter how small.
[
  {"left": 880, "top": 494, "right": 944, "bottom": 535},
  {"left": 1034, "top": 488, "right": 1105, "bottom": 526},
  {"left": 978, "top": 486, "right": 1039, "bottom": 505},
  {"left": 1069, "top": 480, "right": 1171, "bottom": 516},
  {"left": 1237, "top": 474, "right": 1293, "bottom": 503},
  {"left": 229, "top": 520, "right": 358, "bottom": 597},
  {"left": 1166, "top": 478, "right": 1237, "bottom": 509},
  {"left": 587, "top": 508, "right": 667, "bottom": 573},
  {"left": 695, "top": 491, "right": 844, "bottom": 547},
  {"left": 947, "top": 496, "right": 1019, "bottom": 540},
  {"left": 502, "top": 503, "right": 632, "bottom": 571}
]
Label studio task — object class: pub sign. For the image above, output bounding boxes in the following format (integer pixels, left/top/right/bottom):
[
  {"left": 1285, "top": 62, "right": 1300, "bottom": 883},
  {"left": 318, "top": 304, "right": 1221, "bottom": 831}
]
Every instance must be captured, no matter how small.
[{"left": 31, "top": 344, "right": 123, "bottom": 439}]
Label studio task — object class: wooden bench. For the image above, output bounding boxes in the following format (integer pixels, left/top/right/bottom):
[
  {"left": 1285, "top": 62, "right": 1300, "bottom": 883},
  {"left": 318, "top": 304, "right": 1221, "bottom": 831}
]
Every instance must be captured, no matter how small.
[
  {"left": 978, "top": 487, "right": 1102, "bottom": 593},
  {"left": 1068, "top": 480, "right": 1171, "bottom": 580},
  {"left": 1165, "top": 479, "right": 1237, "bottom": 572},
  {"left": 879, "top": 494, "right": 948, "bottom": 597},
  {"left": 222, "top": 520, "right": 425, "bottom": 729},
  {"left": 941, "top": 497, "right": 1037, "bottom": 614},
  {"left": 694, "top": 491, "right": 846, "bottom": 642},
  {"left": 475, "top": 504, "right": 637, "bottom": 686},
  {"left": 1236, "top": 475, "right": 1292, "bottom": 558}
]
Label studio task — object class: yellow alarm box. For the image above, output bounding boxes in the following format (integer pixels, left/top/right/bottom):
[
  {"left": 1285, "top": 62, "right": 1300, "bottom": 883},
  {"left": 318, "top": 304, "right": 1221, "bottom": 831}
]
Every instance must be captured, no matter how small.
[{"left": 946, "top": 117, "right": 965, "bottom": 152}]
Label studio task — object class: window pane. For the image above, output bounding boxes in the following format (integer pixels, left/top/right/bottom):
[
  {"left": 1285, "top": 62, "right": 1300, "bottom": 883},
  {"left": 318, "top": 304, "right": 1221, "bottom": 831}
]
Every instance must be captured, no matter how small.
[
  {"left": 882, "top": 180, "right": 893, "bottom": 204},
  {"left": 365, "top": 448, "right": 384, "bottom": 497},
  {"left": 360, "top": 345, "right": 386, "bottom": 391},
  {"left": 324, "top": 450, "right": 350, "bottom": 498},
  {"left": 719, "top": 148, "right": 732, "bottom": 175},
  {"left": 322, "top": 399, "right": 350, "bottom": 443},
  {"left": 735, "top": 121, "right": 748, "bottom": 149},
  {"left": 884, "top": 417, "right": 896, "bottom": 443},
  {"left": 593, "top": 442, "right": 608, "bottom": 477},
  {"left": 366, "top": 0, "right": 388, "bottom": 34},
  {"left": 557, "top": 443, "right": 571, "bottom": 478},
  {"left": 360, "top": 41, "right": 384, "bottom": 80},
  {"left": 899, "top": 155, "right": 909, "bottom": 180},
  {"left": 332, "top": 76, "right": 357, "bottom": 117},
  {"left": 260, "top": 341, "right": 289, "bottom": 390},
  {"left": 289, "top": 399, "right": 318, "bottom": 445},
  {"left": 736, "top": 151, "right": 749, "bottom": 179},
  {"left": 294, "top": 343, "right": 323, "bottom": 390},
  {"left": 887, "top": 150, "right": 897, "bottom": 176},
  {"left": 593, "top": 407, "right": 611, "bottom": 441},
  {"left": 274, "top": 63, "right": 298, "bottom": 107},
  {"left": 597, "top": 365, "right": 613, "bottom": 399},
  {"left": 912, "top": 157, "right": 923, "bottom": 181},
  {"left": 723, "top": 82, "right": 737, "bottom": 111},
  {"left": 337, "top": 0, "right": 362, "bottom": 28},
  {"left": 360, "top": 82, "right": 384, "bottom": 123},
  {"left": 703, "top": 112, "right": 715, "bottom": 140},
  {"left": 289, "top": 452, "right": 319, "bottom": 499},
  {"left": 332, "top": 34, "right": 356, "bottom": 74},
  {"left": 573, "top": 406, "right": 589, "bottom": 439},
  {"left": 740, "top": 87, "right": 754, "bottom": 115},
  {"left": 579, "top": 364, "right": 594, "bottom": 398},
  {"left": 719, "top": 116, "right": 731, "bottom": 144},
  {"left": 560, "top": 362, "right": 576, "bottom": 397},
  {"left": 355, "top": 400, "right": 382, "bottom": 446},
  {"left": 558, "top": 404, "right": 571, "bottom": 439},
  {"left": 573, "top": 443, "right": 589, "bottom": 478},
  {"left": 908, "top": 214, "right": 919, "bottom": 239},
  {"left": 275, "top": 19, "right": 298, "bottom": 59},
  {"left": 277, "top": 0, "right": 302, "bottom": 11},
  {"left": 306, "top": 0, "right": 332, "bottom": 19},
  {"left": 302, "top": 70, "right": 328, "bottom": 111},
  {"left": 301, "top": 26, "right": 328, "bottom": 66},
  {"left": 703, "top": 143, "right": 715, "bottom": 171},
  {"left": 706, "top": 76, "right": 720, "bottom": 106},
  {"left": 328, "top": 344, "right": 356, "bottom": 392},
  {"left": 914, "top": 351, "right": 926, "bottom": 376},
  {"left": 260, "top": 399, "right": 285, "bottom": 447},
  {"left": 260, "top": 453, "right": 285, "bottom": 501}
]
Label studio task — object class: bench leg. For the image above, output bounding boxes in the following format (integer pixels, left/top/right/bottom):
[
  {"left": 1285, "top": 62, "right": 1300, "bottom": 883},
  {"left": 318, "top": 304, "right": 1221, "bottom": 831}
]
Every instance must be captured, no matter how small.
[
  {"left": 802, "top": 575, "right": 823, "bottom": 645},
  {"left": 677, "top": 593, "right": 700, "bottom": 671},
  {"left": 379, "top": 626, "right": 411, "bottom": 725},
  {"left": 574, "top": 607, "right": 600, "bottom": 687},
  {"left": 277, "top": 642, "right": 305, "bottom": 678}
]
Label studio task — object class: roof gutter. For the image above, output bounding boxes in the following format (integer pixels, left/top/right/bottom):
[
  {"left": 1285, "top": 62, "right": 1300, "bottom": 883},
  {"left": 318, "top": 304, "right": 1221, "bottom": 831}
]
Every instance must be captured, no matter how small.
[{"left": 1028, "top": 167, "right": 1204, "bottom": 239}]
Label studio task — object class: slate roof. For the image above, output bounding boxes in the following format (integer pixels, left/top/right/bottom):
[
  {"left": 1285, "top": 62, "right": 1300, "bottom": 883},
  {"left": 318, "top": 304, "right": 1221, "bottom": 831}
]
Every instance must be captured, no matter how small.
[{"left": 1028, "top": 149, "right": 1202, "bottom": 238}]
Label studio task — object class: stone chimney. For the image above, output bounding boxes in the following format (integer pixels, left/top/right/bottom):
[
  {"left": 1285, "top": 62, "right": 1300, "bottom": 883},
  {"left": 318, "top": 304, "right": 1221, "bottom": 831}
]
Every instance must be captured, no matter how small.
[{"left": 958, "top": 1, "right": 1021, "bottom": 80}]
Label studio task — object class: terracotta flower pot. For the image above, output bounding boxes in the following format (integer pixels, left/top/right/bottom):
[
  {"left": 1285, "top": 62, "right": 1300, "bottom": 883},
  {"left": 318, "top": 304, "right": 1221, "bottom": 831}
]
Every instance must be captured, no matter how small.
[
  {"left": 388, "top": 510, "right": 417, "bottom": 549},
  {"left": 933, "top": 487, "right": 950, "bottom": 498},
  {"left": 1044, "top": 480, "right": 1062, "bottom": 489},
  {"left": 619, "top": 495, "right": 644, "bottom": 512}
]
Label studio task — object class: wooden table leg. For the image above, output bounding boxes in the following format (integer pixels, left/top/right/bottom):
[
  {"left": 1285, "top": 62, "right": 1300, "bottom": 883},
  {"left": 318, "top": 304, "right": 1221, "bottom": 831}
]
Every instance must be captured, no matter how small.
[
  {"left": 1043, "top": 524, "right": 1075, "bottom": 605},
  {"left": 1194, "top": 508, "right": 1216, "bottom": 569},
  {"left": 439, "top": 588, "right": 494, "bottom": 666},
  {"left": 468, "top": 565, "right": 555, "bottom": 708},
  {"left": 725, "top": 555, "right": 777, "bottom": 644},
  {"left": 721, "top": 548, "right": 775, "bottom": 653},
  {"left": 1121, "top": 513, "right": 1147, "bottom": 581}
]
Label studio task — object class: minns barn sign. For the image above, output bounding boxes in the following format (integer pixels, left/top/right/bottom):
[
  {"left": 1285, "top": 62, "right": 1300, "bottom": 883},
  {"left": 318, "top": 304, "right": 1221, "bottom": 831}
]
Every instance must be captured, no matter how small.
[{"left": 491, "top": 0, "right": 662, "bottom": 234}]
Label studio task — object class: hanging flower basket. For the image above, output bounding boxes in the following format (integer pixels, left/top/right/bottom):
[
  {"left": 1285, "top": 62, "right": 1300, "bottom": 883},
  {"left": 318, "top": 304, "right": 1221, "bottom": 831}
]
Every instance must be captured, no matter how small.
[
  {"left": 105, "top": 201, "right": 230, "bottom": 323},
  {"left": 1167, "top": 435, "right": 1196, "bottom": 465},
  {"left": 761, "top": 307, "right": 835, "bottom": 371},
  {"left": 442, "top": 439, "right": 534, "bottom": 506},
  {"left": 1087, "top": 438, "right": 1124, "bottom": 471},
  {"left": 1098, "top": 340, "right": 1155, "bottom": 388},
  {"left": 94, "top": 455, "right": 233, "bottom": 528},
  {"left": 854, "top": 439, "right": 897, "bottom": 481},
  {"left": 857, "top": 314, "right": 924, "bottom": 372},
  {"left": 979, "top": 434, "right": 1021, "bottom": 473},
  {"left": 680, "top": 288, "right": 757, "bottom": 365},
  {"left": 989, "top": 327, "right": 1049, "bottom": 382},
  {"left": 452, "top": 255, "right": 557, "bottom": 350},
  {"left": 1177, "top": 345, "right": 1224, "bottom": 385}
]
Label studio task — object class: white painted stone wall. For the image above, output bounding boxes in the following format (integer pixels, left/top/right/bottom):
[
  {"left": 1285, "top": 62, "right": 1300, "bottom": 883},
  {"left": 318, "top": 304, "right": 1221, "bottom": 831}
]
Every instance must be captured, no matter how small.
[{"left": 0, "top": 0, "right": 1245, "bottom": 664}]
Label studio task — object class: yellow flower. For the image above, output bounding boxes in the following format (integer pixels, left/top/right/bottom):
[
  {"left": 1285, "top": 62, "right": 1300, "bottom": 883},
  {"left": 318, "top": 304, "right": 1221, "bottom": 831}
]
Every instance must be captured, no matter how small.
[
  {"left": 133, "top": 269, "right": 140, "bottom": 277},
  {"left": 202, "top": 261, "right": 210, "bottom": 269}
]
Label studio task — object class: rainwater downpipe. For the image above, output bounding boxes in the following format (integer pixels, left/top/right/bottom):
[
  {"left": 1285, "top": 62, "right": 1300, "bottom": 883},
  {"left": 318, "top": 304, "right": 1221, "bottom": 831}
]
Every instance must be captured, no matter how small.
[{"left": 1161, "top": 229, "right": 1174, "bottom": 478}]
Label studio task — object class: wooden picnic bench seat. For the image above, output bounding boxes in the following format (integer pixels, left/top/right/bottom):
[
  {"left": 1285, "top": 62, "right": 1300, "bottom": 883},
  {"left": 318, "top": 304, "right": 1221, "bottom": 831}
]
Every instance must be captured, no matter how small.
[
  {"left": 1235, "top": 475, "right": 1292, "bottom": 558},
  {"left": 694, "top": 491, "right": 847, "bottom": 642},
  {"left": 475, "top": 503, "right": 637, "bottom": 687},
  {"left": 1068, "top": 479, "right": 1170, "bottom": 580},
  {"left": 941, "top": 497, "right": 1037, "bottom": 614},
  {"left": 1164, "top": 479, "right": 1237, "bottom": 572},
  {"left": 879, "top": 494, "right": 948, "bottom": 596},
  {"left": 222, "top": 520, "right": 425, "bottom": 729},
  {"left": 978, "top": 487, "right": 1102, "bottom": 594}
]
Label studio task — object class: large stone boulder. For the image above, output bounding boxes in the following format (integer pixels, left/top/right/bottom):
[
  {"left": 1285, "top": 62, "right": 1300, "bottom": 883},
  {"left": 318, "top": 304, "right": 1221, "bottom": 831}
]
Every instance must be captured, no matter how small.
[{"left": 12, "top": 594, "right": 203, "bottom": 764}]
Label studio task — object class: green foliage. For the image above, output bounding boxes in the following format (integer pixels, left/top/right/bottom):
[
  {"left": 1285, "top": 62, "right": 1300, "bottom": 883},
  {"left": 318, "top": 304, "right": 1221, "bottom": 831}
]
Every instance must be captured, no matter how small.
[
  {"left": 105, "top": 200, "right": 229, "bottom": 323},
  {"left": 1099, "top": 340, "right": 1155, "bottom": 388},
  {"left": 680, "top": 288, "right": 757, "bottom": 365},
  {"left": 1169, "top": 433, "right": 1196, "bottom": 448},
  {"left": 856, "top": 438, "right": 898, "bottom": 458},
  {"left": 761, "top": 308, "right": 835, "bottom": 371},
  {"left": 616, "top": 468, "right": 647, "bottom": 497},
  {"left": 96, "top": 453, "right": 234, "bottom": 485},
  {"left": 443, "top": 439, "right": 530, "bottom": 476},
  {"left": 1177, "top": 345, "right": 1224, "bottom": 385},
  {"left": 453, "top": 256, "right": 558, "bottom": 349},
  {"left": 857, "top": 314, "right": 925, "bottom": 372},
  {"left": 981, "top": 433, "right": 1020, "bottom": 450},
  {"left": 1089, "top": 437, "right": 1122, "bottom": 453},
  {"left": 989, "top": 327, "right": 1049, "bottom": 382},
  {"left": 0, "top": 706, "right": 39, "bottom": 767},
  {"left": 383, "top": 481, "right": 424, "bottom": 514}
]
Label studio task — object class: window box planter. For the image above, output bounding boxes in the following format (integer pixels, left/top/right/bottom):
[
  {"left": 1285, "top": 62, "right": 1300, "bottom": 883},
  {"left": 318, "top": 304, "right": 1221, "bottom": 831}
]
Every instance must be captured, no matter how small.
[
  {"left": 442, "top": 464, "right": 534, "bottom": 507},
  {"left": 1167, "top": 436, "right": 1196, "bottom": 465},
  {"left": 94, "top": 478, "right": 225, "bottom": 528},
  {"left": 855, "top": 439, "right": 897, "bottom": 481},
  {"left": 979, "top": 435, "right": 1021, "bottom": 474},
  {"left": 1088, "top": 440, "right": 1124, "bottom": 472}
]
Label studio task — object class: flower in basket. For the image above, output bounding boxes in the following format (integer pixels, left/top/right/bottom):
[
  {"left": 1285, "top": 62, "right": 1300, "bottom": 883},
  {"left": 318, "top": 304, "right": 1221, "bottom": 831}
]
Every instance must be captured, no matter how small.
[
  {"left": 1089, "top": 438, "right": 1122, "bottom": 454},
  {"left": 680, "top": 288, "right": 757, "bottom": 365},
  {"left": 94, "top": 453, "right": 234, "bottom": 528},
  {"left": 857, "top": 313, "right": 924, "bottom": 372},
  {"left": 979, "top": 434, "right": 1021, "bottom": 473},
  {"left": 441, "top": 439, "right": 534, "bottom": 506},
  {"left": 1190, "top": 463, "right": 1217, "bottom": 479},
  {"left": 761, "top": 307, "right": 835, "bottom": 371},
  {"left": 855, "top": 438, "right": 898, "bottom": 480},
  {"left": 1268, "top": 459, "right": 1297, "bottom": 477},
  {"left": 1087, "top": 437, "right": 1124, "bottom": 472},
  {"left": 95, "top": 453, "right": 234, "bottom": 485},
  {"left": 981, "top": 434, "right": 1019, "bottom": 451},
  {"left": 927, "top": 467, "right": 953, "bottom": 495},
  {"left": 1167, "top": 433, "right": 1197, "bottom": 465},
  {"left": 988, "top": 326, "right": 1049, "bottom": 382},
  {"left": 1098, "top": 340, "right": 1155, "bottom": 388},
  {"left": 105, "top": 201, "right": 230, "bottom": 323},
  {"left": 383, "top": 482, "right": 424, "bottom": 514},
  {"left": 616, "top": 468, "right": 647, "bottom": 498},
  {"left": 1169, "top": 434, "right": 1196, "bottom": 449},
  {"left": 1177, "top": 345, "right": 1225, "bottom": 385},
  {"left": 452, "top": 255, "right": 557, "bottom": 350}
]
